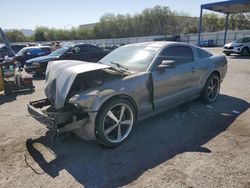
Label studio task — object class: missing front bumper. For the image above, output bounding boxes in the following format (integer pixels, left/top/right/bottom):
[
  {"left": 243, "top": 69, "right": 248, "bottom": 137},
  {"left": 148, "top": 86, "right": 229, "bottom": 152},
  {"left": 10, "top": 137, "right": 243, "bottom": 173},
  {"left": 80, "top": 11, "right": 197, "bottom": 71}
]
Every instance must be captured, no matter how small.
[
  {"left": 28, "top": 99, "right": 55, "bottom": 128},
  {"left": 27, "top": 98, "right": 88, "bottom": 132}
]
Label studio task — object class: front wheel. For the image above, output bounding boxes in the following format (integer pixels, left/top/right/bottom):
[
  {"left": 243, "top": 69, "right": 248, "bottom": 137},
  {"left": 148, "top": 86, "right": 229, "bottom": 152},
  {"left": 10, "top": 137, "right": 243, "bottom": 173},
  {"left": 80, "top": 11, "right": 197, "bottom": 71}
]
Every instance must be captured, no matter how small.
[
  {"left": 241, "top": 47, "right": 249, "bottom": 56},
  {"left": 95, "top": 98, "right": 136, "bottom": 147},
  {"left": 201, "top": 73, "right": 220, "bottom": 104}
]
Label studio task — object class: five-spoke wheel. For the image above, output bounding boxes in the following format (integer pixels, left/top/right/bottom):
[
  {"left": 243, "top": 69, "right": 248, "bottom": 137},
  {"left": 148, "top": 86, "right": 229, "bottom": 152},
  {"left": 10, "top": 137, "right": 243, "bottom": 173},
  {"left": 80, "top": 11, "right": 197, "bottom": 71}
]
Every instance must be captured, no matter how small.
[
  {"left": 96, "top": 98, "right": 136, "bottom": 147},
  {"left": 201, "top": 73, "right": 220, "bottom": 103}
]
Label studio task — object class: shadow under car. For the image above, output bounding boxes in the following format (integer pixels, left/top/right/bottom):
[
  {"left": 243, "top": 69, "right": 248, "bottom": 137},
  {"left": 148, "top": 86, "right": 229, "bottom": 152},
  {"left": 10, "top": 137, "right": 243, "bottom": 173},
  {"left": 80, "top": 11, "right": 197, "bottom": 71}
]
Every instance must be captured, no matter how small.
[{"left": 26, "top": 94, "right": 249, "bottom": 188}]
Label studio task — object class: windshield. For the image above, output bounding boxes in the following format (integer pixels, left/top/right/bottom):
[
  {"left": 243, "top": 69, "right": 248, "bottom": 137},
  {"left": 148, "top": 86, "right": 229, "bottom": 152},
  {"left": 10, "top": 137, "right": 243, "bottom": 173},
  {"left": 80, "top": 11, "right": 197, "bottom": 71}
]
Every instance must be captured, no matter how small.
[
  {"left": 16, "top": 47, "right": 28, "bottom": 56},
  {"left": 100, "top": 45, "right": 159, "bottom": 72},
  {"left": 49, "top": 46, "right": 71, "bottom": 57}
]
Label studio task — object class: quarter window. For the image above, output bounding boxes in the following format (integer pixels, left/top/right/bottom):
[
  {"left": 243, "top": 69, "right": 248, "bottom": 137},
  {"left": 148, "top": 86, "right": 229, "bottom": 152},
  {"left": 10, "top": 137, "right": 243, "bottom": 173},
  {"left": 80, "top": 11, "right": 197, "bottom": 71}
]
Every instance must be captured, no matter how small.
[{"left": 197, "top": 48, "right": 212, "bottom": 59}]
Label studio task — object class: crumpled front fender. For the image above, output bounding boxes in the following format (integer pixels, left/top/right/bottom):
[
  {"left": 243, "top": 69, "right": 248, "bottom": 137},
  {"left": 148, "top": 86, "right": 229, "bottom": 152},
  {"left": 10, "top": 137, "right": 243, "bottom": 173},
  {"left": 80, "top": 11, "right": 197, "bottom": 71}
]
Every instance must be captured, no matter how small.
[
  {"left": 69, "top": 88, "right": 135, "bottom": 113},
  {"left": 68, "top": 72, "right": 151, "bottom": 114}
]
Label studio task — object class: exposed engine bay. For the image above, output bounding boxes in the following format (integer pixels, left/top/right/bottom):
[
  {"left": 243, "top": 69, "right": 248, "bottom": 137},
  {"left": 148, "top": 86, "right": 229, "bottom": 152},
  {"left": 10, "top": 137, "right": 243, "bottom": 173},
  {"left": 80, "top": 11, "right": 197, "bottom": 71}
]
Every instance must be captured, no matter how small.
[{"left": 66, "top": 68, "right": 122, "bottom": 103}]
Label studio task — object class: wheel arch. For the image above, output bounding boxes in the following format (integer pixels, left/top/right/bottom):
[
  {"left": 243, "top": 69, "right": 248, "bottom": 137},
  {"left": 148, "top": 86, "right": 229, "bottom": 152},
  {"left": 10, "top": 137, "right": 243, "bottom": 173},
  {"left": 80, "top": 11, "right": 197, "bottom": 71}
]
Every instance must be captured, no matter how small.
[
  {"left": 241, "top": 46, "right": 250, "bottom": 53},
  {"left": 242, "top": 46, "right": 249, "bottom": 50},
  {"left": 202, "top": 70, "right": 221, "bottom": 90},
  {"left": 96, "top": 94, "right": 138, "bottom": 118},
  {"left": 210, "top": 70, "right": 220, "bottom": 79},
  {"left": 206, "top": 70, "right": 220, "bottom": 82}
]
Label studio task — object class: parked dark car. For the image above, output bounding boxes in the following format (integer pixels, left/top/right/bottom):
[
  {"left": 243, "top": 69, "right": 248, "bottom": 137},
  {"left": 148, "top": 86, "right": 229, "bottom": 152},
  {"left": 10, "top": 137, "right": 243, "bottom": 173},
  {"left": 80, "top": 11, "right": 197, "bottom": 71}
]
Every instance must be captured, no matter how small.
[
  {"left": 25, "top": 44, "right": 109, "bottom": 75},
  {"left": 0, "top": 44, "right": 27, "bottom": 58},
  {"left": 15, "top": 46, "right": 52, "bottom": 67}
]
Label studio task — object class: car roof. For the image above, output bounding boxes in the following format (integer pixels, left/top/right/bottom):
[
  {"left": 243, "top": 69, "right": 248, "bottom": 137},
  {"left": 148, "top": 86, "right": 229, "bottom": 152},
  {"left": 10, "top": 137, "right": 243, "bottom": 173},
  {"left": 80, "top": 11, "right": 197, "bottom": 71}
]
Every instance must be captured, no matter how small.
[
  {"left": 123, "top": 41, "right": 196, "bottom": 50},
  {"left": 240, "top": 35, "right": 250, "bottom": 38},
  {"left": 74, "top": 43, "right": 97, "bottom": 47},
  {"left": 22, "top": 46, "right": 51, "bottom": 50}
]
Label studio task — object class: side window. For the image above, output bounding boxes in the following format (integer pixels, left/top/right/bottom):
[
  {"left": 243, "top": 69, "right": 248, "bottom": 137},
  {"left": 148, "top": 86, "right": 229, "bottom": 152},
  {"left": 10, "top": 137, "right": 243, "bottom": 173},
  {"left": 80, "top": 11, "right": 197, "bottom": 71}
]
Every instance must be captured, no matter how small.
[
  {"left": 78, "top": 45, "right": 99, "bottom": 53},
  {"left": 73, "top": 46, "right": 81, "bottom": 53},
  {"left": 160, "top": 46, "right": 194, "bottom": 65},
  {"left": 41, "top": 48, "right": 51, "bottom": 54},
  {"left": 197, "top": 48, "right": 212, "bottom": 59},
  {"left": 86, "top": 45, "right": 100, "bottom": 53},
  {"left": 12, "top": 46, "right": 20, "bottom": 53},
  {"left": 29, "top": 48, "right": 42, "bottom": 55}
]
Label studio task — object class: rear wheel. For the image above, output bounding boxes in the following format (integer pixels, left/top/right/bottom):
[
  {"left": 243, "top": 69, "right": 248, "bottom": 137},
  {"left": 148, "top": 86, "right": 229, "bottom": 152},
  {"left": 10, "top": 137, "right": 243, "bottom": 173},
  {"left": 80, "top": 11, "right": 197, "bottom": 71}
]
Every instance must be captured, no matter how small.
[
  {"left": 95, "top": 98, "right": 136, "bottom": 147},
  {"left": 225, "top": 52, "right": 231, "bottom": 56},
  {"left": 201, "top": 73, "right": 220, "bottom": 104}
]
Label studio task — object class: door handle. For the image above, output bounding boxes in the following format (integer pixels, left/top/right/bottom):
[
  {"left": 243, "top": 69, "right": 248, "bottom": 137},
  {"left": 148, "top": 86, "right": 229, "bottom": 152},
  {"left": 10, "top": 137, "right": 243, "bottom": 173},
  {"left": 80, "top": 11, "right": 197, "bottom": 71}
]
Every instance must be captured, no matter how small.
[{"left": 191, "top": 67, "right": 196, "bottom": 73}]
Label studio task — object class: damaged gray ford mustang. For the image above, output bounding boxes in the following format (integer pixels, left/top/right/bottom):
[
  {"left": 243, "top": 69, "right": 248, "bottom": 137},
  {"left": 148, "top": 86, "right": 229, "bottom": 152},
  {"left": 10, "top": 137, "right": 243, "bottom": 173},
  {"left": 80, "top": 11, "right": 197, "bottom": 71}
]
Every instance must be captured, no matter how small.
[{"left": 28, "top": 42, "right": 227, "bottom": 147}]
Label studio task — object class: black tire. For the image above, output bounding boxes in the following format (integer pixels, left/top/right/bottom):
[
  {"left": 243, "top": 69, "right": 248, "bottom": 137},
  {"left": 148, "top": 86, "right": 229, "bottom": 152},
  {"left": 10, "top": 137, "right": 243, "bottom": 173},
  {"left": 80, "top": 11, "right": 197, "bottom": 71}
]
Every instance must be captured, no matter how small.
[
  {"left": 241, "top": 47, "right": 249, "bottom": 56},
  {"left": 95, "top": 98, "right": 136, "bottom": 148},
  {"left": 225, "top": 52, "right": 231, "bottom": 56},
  {"left": 201, "top": 73, "right": 220, "bottom": 104}
]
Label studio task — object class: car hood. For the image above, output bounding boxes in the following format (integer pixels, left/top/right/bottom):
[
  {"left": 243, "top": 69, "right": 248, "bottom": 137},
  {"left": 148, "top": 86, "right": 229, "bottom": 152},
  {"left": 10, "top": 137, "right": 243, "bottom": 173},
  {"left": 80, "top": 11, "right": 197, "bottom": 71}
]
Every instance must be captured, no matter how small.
[
  {"left": 224, "top": 42, "right": 242, "bottom": 47},
  {"left": 45, "top": 60, "right": 110, "bottom": 109},
  {"left": 26, "top": 55, "right": 59, "bottom": 63}
]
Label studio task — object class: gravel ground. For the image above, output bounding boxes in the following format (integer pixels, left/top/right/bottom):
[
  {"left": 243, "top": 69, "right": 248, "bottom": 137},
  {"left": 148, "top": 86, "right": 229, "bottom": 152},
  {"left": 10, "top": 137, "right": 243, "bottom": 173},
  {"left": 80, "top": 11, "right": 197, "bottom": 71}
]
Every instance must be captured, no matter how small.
[{"left": 0, "top": 48, "right": 249, "bottom": 188}]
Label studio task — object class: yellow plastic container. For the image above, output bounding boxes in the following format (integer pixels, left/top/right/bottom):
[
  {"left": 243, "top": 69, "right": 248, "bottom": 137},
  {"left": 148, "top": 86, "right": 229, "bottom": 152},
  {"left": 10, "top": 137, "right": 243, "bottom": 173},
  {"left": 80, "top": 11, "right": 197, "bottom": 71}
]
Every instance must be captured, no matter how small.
[{"left": 0, "top": 66, "right": 4, "bottom": 92}]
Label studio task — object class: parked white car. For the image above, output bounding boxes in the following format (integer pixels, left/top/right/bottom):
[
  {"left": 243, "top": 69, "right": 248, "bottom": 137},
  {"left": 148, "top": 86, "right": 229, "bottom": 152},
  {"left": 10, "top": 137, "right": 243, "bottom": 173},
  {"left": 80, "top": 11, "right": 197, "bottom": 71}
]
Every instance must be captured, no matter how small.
[{"left": 223, "top": 36, "right": 250, "bottom": 56}]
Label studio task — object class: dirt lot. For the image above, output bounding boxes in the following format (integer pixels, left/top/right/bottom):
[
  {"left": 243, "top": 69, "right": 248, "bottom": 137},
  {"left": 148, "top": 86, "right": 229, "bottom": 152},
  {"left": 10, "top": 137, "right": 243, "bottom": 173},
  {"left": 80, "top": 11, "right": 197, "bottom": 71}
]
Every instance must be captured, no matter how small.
[{"left": 0, "top": 48, "right": 249, "bottom": 188}]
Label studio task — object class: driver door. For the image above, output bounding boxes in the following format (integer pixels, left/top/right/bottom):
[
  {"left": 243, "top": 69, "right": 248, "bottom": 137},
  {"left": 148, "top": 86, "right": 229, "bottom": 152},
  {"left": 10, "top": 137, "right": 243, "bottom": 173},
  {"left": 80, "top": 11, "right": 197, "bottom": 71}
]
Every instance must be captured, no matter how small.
[{"left": 151, "top": 45, "right": 199, "bottom": 110}]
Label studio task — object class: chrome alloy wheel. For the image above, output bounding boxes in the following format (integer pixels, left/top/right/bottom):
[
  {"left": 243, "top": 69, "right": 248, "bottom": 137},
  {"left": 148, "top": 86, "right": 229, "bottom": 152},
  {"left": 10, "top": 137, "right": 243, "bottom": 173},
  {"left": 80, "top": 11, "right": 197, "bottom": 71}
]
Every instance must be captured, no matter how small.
[
  {"left": 102, "top": 103, "right": 134, "bottom": 143},
  {"left": 207, "top": 76, "right": 220, "bottom": 102}
]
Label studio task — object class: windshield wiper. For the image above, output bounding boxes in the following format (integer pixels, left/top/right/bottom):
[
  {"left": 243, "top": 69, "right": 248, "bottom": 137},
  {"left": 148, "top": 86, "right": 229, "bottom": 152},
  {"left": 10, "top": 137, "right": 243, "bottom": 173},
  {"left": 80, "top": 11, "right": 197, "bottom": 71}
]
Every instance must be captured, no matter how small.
[
  {"left": 99, "top": 61, "right": 131, "bottom": 75},
  {"left": 110, "top": 62, "right": 128, "bottom": 70},
  {"left": 110, "top": 62, "right": 131, "bottom": 74}
]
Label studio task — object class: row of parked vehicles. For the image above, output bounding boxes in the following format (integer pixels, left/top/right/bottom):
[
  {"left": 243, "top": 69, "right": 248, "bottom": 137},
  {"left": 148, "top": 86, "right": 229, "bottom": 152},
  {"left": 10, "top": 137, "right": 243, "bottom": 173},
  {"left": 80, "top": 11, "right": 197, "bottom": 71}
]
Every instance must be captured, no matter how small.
[{"left": 0, "top": 43, "right": 110, "bottom": 75}]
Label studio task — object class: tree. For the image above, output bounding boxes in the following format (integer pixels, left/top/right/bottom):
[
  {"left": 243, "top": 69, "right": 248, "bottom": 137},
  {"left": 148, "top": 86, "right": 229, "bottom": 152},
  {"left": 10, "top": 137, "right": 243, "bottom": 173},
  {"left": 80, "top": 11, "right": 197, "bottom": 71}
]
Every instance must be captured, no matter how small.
[
  {"left": 203, "top": 13, "right": 224, "bottom": 32},
  {"left": 34, "top": 26, "right": 48, "bottom": 41},
  {"left": 5, "top": 30, "right": 27, "bottom": 42},
  {"left": 229, "top": 13, "right": 250, "bottom": 30}
]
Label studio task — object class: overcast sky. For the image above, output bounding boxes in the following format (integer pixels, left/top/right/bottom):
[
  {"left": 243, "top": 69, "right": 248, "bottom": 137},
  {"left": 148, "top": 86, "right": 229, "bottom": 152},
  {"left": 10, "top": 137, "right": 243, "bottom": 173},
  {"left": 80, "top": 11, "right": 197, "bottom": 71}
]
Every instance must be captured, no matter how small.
[{"left": 1, "top": 0, "right": 222, "bottom": 29}]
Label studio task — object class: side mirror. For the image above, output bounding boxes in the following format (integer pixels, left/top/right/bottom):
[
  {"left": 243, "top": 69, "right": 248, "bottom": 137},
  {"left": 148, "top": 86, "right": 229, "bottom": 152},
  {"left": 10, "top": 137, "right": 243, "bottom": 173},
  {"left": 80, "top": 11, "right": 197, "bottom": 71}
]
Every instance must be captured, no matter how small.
[{"left": 157, "top": 60, "right": 176, "bottom": 70}]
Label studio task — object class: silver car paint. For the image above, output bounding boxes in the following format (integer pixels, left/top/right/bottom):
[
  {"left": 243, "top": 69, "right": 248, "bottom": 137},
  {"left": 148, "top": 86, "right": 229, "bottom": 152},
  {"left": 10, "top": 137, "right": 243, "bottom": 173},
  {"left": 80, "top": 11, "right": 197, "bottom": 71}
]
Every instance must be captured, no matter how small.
[{"left": 44, "top": 42, "right": 227, "bottom": 140}]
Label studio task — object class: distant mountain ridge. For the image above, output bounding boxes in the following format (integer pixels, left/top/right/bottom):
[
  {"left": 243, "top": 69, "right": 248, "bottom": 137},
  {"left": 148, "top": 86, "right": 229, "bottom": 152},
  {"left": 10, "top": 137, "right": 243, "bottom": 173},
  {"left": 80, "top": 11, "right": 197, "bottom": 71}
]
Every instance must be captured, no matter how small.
[{"left": 3, "top": 29, "right": 34, "bottom": 36}]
